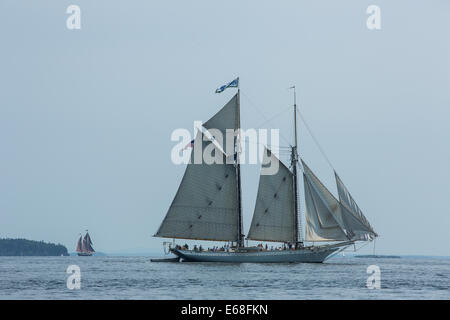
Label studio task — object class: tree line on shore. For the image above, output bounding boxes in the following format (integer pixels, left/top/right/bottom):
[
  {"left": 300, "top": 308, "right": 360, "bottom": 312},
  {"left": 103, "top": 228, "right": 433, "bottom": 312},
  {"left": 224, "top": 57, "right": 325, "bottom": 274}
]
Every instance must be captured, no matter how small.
[{"left": 0, "top": 238, "right": 69, "bottom": 256}]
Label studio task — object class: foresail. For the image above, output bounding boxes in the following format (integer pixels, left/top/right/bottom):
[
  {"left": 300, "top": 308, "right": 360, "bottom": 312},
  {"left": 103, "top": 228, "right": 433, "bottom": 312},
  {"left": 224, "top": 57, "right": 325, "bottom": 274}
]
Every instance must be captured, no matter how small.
[
  {"left": 155, "top": 132, "right": 239, "bottom": 241},
  {"left": 302, "top": 161, "right": 349, "bottom": 242},
  {"left": 247, "top": 148, "right": 295, "bottom": 242},
  {"left": 335, "top": 173, "right": 377, "bottom": 240},
  {"left": 155, "top": 95, "right": 240, "bottom": 241}
]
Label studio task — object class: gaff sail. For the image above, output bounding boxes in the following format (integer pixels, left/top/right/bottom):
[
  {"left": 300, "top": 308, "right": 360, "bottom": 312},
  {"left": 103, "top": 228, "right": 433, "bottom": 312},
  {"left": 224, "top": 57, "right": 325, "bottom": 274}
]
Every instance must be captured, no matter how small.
[
  {"left": 247, "top": 147, "right": 296, "bottom": 243},
  {"left": 154, "top": 94, "right": 240, "bottom": 242}
]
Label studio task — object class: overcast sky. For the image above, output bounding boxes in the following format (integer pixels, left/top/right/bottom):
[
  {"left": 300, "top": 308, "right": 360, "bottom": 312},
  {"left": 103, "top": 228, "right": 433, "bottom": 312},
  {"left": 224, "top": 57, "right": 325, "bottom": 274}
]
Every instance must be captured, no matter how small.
[{"left": 1, "top": 1, "right": 449, "bottom": 255}]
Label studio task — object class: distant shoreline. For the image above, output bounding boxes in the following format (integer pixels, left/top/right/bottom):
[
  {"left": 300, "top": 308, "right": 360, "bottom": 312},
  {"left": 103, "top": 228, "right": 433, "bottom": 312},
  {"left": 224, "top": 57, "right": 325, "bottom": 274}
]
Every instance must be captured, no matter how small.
[{"left": 0, "top": 238, "right": 69, "bottom": 256}]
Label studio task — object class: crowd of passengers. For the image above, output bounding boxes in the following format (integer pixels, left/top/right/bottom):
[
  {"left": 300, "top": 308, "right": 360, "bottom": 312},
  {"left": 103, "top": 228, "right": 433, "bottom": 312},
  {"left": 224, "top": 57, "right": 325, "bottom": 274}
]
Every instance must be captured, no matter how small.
[{"left": 174, "top": 242, "right": 299, "bottom": 252}]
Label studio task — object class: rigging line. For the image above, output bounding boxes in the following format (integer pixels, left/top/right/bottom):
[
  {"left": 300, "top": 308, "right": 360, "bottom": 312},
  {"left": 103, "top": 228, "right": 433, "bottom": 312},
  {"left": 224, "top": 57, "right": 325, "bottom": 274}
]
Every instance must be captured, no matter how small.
[
  {"left": 240, "top": 137, "right": 291, "bottom": 147},
  {"left": 297, "top": 110, "right": 335, "bottom": 171},
  {"left": 254, "top": 105, "right": 293, "bottom": 130},
  {"left": 238, "top": 139, "right": 291, "bottom": 163},
  {"left": 338, "top": 240, "right": 370, "bottom": 253},
  {"left": 240, "top": 91, "right": 292, "bottom": 146},
  {"left": 240, "top": 138, "right": 291, "bottom": 150}
]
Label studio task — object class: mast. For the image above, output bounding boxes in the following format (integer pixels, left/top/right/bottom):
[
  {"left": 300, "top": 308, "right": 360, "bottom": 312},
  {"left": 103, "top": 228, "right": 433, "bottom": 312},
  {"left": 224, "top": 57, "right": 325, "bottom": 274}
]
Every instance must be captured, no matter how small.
[
  {"left": 236, "top": 82, "right": 244, "bottom": 247},
  {"left": 290, "top": 86, "right": 302, "bottom": 247}
]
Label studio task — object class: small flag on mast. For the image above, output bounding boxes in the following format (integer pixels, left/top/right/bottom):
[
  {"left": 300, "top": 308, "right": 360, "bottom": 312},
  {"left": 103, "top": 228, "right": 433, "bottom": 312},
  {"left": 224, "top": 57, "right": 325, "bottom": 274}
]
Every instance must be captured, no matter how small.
[{"left": 215, "top": 77, "right": 239, "bottom": 93}]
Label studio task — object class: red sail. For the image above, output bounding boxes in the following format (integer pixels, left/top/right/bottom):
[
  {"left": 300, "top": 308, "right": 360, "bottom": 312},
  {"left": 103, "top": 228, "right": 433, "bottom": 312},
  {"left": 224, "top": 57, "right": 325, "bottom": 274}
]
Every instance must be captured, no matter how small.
[
  {"left": 82, "top": 235, "right": 88, "bottom": 253},
  {"left": 76, "top": 236, "right": 82, "bottom": 253}
]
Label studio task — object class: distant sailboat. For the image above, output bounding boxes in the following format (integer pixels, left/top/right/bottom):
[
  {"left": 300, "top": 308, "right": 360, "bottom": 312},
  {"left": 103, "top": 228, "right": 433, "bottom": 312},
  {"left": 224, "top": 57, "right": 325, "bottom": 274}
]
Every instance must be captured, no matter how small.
[
  {"left": 76, "top": 231, "right": 95, "bottom": 256},
  {"left": 154, "top": 79, "right": 377, "bottom": 263}
]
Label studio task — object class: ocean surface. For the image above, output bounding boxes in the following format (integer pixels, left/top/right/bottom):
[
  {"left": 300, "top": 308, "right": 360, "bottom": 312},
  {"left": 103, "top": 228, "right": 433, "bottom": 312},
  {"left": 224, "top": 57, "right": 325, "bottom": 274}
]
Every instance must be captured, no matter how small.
[{"left": 0, "top": 255, "right": 449, "bottom": 299}]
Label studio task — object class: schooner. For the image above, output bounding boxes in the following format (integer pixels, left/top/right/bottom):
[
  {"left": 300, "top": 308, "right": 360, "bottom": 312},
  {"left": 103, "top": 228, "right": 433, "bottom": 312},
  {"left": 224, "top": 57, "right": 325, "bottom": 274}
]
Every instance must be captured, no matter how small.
[
  {"left": 76, "top": 231, "right": 95, "bottom": 256},
  {"left": 154, "top": 79, "right": 377, "bottom": 263}
]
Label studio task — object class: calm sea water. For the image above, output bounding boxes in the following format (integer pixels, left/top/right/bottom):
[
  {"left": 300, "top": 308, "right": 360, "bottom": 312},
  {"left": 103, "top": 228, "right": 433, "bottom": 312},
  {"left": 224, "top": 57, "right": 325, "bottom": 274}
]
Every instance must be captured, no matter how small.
[{"left": 0, "top": 255, "right": 449, "bottom": 299}]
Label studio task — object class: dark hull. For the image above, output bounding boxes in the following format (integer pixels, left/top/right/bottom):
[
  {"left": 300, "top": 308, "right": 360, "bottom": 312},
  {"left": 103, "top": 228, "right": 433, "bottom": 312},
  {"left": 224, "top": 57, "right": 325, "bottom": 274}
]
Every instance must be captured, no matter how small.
[
  {"left": 77, "top": 252, "right": 93, "bottom": 256},
  {"left": 150, "top": 256, "right": 181, "bottom": 263},
  {"left": 171, "top": 243, "right": 351, "bottom": 263}
]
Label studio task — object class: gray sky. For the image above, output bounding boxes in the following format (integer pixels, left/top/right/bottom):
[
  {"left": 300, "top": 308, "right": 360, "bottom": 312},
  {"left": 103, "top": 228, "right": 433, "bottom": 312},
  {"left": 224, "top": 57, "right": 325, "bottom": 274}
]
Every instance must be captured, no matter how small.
[{"left": 1, "top": 1, "right": 449, "bottom": 255}]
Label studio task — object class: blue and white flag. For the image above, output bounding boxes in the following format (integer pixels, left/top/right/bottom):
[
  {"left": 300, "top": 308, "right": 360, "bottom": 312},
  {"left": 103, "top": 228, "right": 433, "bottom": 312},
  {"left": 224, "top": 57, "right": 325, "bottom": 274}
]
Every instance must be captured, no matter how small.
[{"left": 215, "top": 77, "right": 239, "bottom": 93}]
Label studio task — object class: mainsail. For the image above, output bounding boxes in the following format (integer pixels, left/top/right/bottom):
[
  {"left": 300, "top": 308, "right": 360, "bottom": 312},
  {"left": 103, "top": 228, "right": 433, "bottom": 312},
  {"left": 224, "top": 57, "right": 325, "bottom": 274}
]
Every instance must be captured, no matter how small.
[
  {"left": 247, "top": 148, "right": 296, "bottom": 243},
  {"left": 155, "top": 94, "right": 240, "bottom": 242},
  {"left": 302, "top": 160, "right": 349, "bottom": 242}
]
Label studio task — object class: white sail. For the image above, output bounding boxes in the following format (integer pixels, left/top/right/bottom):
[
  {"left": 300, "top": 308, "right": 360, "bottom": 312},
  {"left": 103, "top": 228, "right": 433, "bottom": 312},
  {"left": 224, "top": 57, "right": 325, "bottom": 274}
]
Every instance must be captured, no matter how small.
[
  {"left": 247, "top": 148, "right": 295, "bottom": 242},
  {"left": 302, "top": 160, "right": 349, "bottom": 242},
  {"left": 155, "top": 95, "right": 240, "bottom": 241},
  {"left": 335, "top": 173, "right": 377, "bottom": 240}
]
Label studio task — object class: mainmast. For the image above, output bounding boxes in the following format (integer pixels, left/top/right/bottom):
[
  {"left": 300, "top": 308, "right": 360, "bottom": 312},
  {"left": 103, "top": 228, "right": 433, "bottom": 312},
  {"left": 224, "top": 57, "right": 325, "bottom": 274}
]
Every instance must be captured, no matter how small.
[
  {"left": 236, "top": 83, "right": 244, "bottom": 247},
  {"left": 290, "top": 86, "right": 303, "bottom": 247}
]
